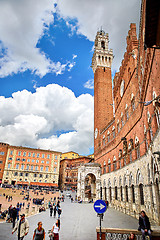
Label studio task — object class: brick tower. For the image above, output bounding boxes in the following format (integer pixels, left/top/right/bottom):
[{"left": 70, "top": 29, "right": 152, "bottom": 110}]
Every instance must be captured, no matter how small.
[{"left": 92, "top": 30, "right": 113, "bottom": 154}]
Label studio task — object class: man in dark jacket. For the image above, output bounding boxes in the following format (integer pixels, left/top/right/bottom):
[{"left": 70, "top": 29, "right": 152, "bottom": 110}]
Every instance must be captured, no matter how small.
[
  {"left": 50, "top": 204, "right": 53, "bottom": 217},
  {"left": 138, "top": 210, "right": 152, "bottom": 240},
  {"left": 12, "top": 207, "right": 17, "bottom": 228}
]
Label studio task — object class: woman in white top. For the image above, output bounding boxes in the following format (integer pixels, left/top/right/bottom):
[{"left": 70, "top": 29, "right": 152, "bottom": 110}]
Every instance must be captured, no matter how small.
[{"left": 51, "top": 219, "right": 60, "bottom": 240}]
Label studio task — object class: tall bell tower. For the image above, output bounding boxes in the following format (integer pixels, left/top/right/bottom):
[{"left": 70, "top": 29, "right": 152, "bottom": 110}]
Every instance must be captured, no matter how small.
[{"left": 92, "top": 30, "right": 113, "bottom": 152}]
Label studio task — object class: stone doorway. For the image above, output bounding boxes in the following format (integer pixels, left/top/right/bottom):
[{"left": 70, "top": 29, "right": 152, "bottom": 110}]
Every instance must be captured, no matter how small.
[
  {"left": 77, "top": 162, "right": 101, "bottom": 202},
  {"left": 85, "top": 173, "right": 96, "bottom": 201}
]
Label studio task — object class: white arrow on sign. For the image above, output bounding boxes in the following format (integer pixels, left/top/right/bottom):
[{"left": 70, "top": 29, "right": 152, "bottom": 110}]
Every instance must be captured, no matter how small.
[{"left": 95, "top": 203, "right": 105, "bottom": 210}]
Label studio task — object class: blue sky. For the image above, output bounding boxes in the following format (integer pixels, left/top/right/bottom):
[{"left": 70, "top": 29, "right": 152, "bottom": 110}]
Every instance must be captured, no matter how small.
[{"left": 0, "top": 0, "right": 140, "bottom": 155}]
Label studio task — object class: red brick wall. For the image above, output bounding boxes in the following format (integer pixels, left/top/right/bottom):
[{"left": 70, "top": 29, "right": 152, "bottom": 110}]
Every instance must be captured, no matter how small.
[{"left": 94, "top": 0, "right": 160, "bottom": 172}]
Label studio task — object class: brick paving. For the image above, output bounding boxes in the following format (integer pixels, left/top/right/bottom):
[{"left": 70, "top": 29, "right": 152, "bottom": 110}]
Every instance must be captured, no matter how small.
[{"left": 0, "top": 187, "right": 59, "bottom": 221}]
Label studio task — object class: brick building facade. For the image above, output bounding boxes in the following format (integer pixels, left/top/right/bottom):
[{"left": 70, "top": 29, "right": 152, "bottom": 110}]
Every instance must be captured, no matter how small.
[
  {"left": 2, "top": 143, "right": 61, "bottom": 188},
  {"left": 59, "top": 156, "right": 93, "bottom": 190},
  {"left": 0, "top": 143, "right": 9, "bottom": 183},
  {"left": 92, "top": 0, "right": 160, "bottom": 224}
]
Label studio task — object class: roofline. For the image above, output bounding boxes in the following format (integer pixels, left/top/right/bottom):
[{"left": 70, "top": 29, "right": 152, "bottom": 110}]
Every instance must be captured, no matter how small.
[{"left": 6, "top": 143, "right": 62, "bottom": 154}]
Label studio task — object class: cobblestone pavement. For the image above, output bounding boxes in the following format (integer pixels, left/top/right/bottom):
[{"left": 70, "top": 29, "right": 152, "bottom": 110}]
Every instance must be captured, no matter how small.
[{"left": 0, "top": 192, "right": 139, "bottom": 240}]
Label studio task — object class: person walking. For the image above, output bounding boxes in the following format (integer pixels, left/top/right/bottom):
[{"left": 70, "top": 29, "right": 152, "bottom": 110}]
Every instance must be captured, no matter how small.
[
  {"left": 50, "top": 204, "right": 53, "bottom": 217},
  {"left": 138, "top": 210, "right": 152, "bottom": 240},
  {"left": 54, "top": 205, "right": 57, "bottom": 218},
  {"left": 57, "top": 207, "right": 62, "bottom": 218},
  {"left": 32, "top": 221, "right": 45, "bottom": 240},
  {"left": 17, "top": 206, "right": 20, "bottom": 221},
  {"left": 12, "top": 207, "right": 17, "bottom": 228},
  {"left": 12, "top": 214, "right": 29, "bottom": 240},
  {"left": 50, "top": 219, "right": 60, "bottom": 240}
]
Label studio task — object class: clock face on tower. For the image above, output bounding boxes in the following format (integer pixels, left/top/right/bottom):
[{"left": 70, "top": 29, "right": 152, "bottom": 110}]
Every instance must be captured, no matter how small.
[
  {"left": 95, "top": 128, "right": 98, "bottom": 139},
  {"left": 120, "top": 80, "right": 125, "bottom": 97}
]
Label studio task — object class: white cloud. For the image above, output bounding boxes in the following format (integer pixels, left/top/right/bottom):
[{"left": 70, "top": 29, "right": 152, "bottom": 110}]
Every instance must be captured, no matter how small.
[
  {"left": 84, "top": 79, "right": 94, "bottom": 89},
  {"left": 0, "top": 84, "right": 94, "bottom": 155},
  {"left": 0, "top": 0, "right": 75, "bottom": 78},
  {"left": 57, "top": 0, "right": 140, "bottom": 71}
]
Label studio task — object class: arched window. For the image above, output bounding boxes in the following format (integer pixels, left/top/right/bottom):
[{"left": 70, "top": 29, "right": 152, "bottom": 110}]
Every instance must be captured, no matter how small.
[
  {"left": 125, "top": 104, "right": 129, "bottom": 121},
  {"left": 112, "top": 127, "right": 116, "bottom": 139},
  {"left": 139, "top": 184, "right": 144, "bottom": 205},
  {"left": 101, "top": 41, "right": 105, "bottom": 49},
  {"left": 131, "top": 185, "right": 135, "bottom": 203},
  {"left": 125, "top": 185, "right": 128, "bottom": 202},
  {"left": 107, "top": 131, "right": 110, "bottom": 142},
  {"left": 104, "top": 187, "right": 107, "bottom": 200},
  {"left": 120, "top": 186, "right": 123, "bottom": 201},
  {"left": 136, "top": 144, "right": 140, "bottom": 159},
  {"left": 103, "top": 135, "right": 106, "bottom": 146},
  {"left": 131, "top": 97, "right": 135, "bottom": 111},
  {"left": 109, "top": 187, "right": 112, "bottom": 201},
  {"left": 135, "top": 137, "right": 140, "bottom": 159}
]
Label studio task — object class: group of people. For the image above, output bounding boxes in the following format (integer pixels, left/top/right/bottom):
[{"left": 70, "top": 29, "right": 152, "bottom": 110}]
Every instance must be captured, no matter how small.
[
  {"left": 12, "top": 210, "right": 61, "bottom": 240},
  {"left": 6, "top": 202, "right": 27, "bottom": 228},
  {"left": 49, "top": 199, "right": 62, "bottom": 219},
  {"left": 4, "top": 194, "right": 13, "bottom": 202}
]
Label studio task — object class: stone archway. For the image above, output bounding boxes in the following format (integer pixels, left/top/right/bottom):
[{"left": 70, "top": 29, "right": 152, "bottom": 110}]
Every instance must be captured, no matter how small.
[{"left": 77, "top": 163, "right": 101, "bottom": 202}]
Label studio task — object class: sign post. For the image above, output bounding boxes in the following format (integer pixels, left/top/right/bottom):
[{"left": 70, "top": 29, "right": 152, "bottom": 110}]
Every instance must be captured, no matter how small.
[{"left": 94, "top": 200, "right": 107, "bottom": 240}]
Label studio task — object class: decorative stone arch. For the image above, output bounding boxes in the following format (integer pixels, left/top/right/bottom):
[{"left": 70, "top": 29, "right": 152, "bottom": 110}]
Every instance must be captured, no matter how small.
[
  {"left": 77, "top": 162, "right": 101, "bottom": 202},
  {"left": 123, "top": 174, "right": 128, "bottom": 186},
  {"left": 103, "top": 179, "right": 106, "bottom": 188},
  {"left": 108, "top": 178, "right": 111, "bottom": 188},
  {"left": 113, "top": 177, "right": 117, "bottom": 187},
  {"left": 119, "top": 176, "right": 122, "bottom": 187},
  {"left": 136, "top": 169, "right": 143, "bottom": 185},
  {"left": 129, "top": 172, "right": 134, "bottom": 187},
  {"left": 136, "top": 169, "right": 145, "bottom": 205},
  {"left": 135, "top": 136, "right": 139, "bottom": 146}
]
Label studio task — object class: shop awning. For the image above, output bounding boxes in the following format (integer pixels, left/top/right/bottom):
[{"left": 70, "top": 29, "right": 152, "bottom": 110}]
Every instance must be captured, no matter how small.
[
  {"left": 30, "top": 182, "right": 58, "bottom": 187},
  {"left": 17, "top": 181, "right": 29, "bottom": 185}
]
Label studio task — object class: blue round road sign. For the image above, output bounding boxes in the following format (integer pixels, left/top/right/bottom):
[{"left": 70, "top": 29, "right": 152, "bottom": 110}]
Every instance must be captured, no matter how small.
[{"left": 94, "top": 199, "right": 107, "bottom": 214}]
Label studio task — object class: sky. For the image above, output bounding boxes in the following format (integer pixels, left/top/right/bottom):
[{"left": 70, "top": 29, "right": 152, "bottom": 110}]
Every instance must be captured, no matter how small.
[{"left": 0, "top": 0, "right": 141, "bottom": 155}]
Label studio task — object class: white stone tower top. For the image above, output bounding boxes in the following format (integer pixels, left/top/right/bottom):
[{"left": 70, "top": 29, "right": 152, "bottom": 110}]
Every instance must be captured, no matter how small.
[{"left": 91, "top": 30, "right": 113, "bottom": 73}]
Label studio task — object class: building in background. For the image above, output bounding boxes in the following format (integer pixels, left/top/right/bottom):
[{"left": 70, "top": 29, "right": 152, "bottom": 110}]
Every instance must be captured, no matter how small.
[
  {"left": 92, "top": 0, "right": 160, "bottom": 224},
  {"left": 2, "top": 144, "right": 61, "bottom": 189},
  {"left": 59, "top": 156, "right": 93, "bottom": 190},
  {"left": 0, "top": 143, "right": 9, "bottom": 184},
  {"left": 61, "top": 151, "right": 80, "bottom": 160}
]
